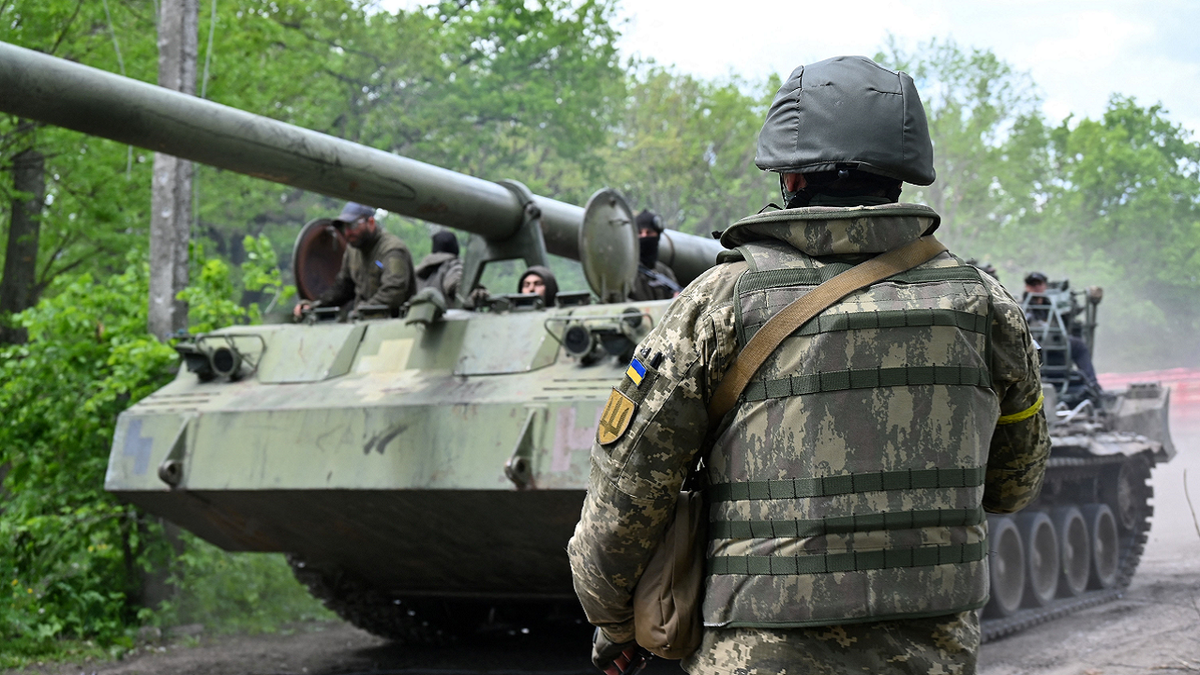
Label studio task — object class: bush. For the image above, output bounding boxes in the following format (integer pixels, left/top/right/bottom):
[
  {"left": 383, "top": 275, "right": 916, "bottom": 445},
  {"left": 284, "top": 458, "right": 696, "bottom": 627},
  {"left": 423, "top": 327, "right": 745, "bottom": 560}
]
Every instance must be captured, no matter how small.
[{"left": 0, "top": 237, "right": 326, "bottom": 665}]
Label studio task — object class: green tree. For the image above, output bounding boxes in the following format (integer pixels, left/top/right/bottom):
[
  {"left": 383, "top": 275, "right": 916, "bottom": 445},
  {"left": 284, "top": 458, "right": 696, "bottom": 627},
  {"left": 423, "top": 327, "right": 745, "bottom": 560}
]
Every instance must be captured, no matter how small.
[
  {"left": 876, "top": 38, "right": 1051, "bottom": 259},
  {"left": 0, "top": 259, "right": 178, "bottom": 654},
  {"left": 1036, "top": 97, "right": 1200, "bottom": 368},
  {"left": 0, "top": 0, "right": 158, "bottom": 320},
  {"left": 600, "top": 65, "right": 777, "bottom": 237},
  {"left": 0, "top": 236, "right": 308, "bottom": 661}
]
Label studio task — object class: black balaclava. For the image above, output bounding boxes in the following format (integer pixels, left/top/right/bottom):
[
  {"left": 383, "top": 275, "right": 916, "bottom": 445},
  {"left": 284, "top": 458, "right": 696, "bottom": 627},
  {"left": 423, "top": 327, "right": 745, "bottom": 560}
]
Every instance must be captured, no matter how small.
[
  {"left": 782, "top": 169, "right": 902, "bottom": 209},
  {"left": 635, "top": 210, "right": 663, "bottom": 269},
  {"left": 639, "top": 235, "right": 660, "bottom": 269}
]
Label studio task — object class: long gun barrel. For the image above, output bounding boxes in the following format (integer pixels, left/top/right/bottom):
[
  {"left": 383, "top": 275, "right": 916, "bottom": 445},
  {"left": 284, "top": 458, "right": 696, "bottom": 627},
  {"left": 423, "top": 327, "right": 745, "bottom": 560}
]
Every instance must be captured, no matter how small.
[{"left": 0, "top": 41, "right": 722, "bottom": 283}]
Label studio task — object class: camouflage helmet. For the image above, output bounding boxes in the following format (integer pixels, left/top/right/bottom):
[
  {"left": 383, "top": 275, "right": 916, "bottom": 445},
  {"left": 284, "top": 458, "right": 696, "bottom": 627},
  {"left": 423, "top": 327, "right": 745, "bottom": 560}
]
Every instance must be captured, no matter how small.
[{"left": 755, "top": 56, "right": 935, "bottom": 186}]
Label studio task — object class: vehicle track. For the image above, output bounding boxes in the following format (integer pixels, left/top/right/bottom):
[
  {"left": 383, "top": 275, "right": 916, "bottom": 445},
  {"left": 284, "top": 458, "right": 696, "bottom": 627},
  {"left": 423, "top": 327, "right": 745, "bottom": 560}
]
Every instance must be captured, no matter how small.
[{"left": 980, "top": 451, "right": 1154, "bottom": 642}]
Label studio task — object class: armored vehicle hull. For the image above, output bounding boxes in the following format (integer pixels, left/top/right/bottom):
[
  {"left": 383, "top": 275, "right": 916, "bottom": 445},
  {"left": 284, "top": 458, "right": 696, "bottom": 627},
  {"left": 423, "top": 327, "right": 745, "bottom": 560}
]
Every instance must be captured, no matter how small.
[
  {"left": 107, "top": 304, "right": 663, "bottom": 599},
  {"left": 2, "top": 40, "right": 1179, "bottom": 643},
  {"left": 977, "top": 281, "right": 1177, "bottom": 640}
]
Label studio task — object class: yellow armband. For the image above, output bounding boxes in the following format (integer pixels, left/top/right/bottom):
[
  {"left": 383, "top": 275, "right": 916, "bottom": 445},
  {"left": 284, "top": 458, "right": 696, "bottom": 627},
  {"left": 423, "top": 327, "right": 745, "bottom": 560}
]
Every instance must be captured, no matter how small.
[{"left": 997, "top": 392, "right": 1044, "bottom": 425}]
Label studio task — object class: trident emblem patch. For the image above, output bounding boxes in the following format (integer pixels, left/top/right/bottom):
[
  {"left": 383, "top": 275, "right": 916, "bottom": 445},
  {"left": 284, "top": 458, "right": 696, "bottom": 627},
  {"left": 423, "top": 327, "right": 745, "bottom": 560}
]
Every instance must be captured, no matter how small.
[{"left": 597, "top": 388, "right": 636, "bottom": 445}]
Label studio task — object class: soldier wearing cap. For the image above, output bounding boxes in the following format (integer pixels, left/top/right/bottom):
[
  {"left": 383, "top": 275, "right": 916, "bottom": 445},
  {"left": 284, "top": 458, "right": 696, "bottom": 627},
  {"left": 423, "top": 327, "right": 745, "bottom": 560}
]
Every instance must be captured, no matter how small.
[
  {"left": 1022, "top": 271, "right": 1101, "bottom": 394},
  {"left": 630, "top": 209, "right": 681, "bottom": 301},
  {"left": 1022, "top": 271, "right": 1052, "bottom": 322},
  {"left": 568, "top": 56, "right": 1050, "bottom": 674},
  {"left": 294, "top": 202, "right": 416, "bottom": 318}
]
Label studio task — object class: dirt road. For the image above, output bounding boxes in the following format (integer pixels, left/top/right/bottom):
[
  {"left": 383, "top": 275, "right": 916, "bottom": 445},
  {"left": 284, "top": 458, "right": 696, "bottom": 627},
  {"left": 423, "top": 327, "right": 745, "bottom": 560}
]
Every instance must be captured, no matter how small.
[{"left": 9, "top": 428, "right": 1198, "bottom": 675}]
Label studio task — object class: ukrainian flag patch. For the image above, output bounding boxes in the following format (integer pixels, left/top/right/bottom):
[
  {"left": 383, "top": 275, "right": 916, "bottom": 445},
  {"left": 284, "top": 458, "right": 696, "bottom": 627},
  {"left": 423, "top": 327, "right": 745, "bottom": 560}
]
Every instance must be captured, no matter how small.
[{"left": 626, "top": 358, "right": 647, "bottom": 386}]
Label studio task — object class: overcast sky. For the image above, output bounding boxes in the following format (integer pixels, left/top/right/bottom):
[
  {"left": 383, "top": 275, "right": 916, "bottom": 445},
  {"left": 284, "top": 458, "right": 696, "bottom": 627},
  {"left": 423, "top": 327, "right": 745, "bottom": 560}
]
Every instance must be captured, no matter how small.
[
  {"left": 384, "top": 0, "right": 1199, "bottom": 136},
  {"left": 614, "top": 0, "right": 1199, "bottom": 135}
]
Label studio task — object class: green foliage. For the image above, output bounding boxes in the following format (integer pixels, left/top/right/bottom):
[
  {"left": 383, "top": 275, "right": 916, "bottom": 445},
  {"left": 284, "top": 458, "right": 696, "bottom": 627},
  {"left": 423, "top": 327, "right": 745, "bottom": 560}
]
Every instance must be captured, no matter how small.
[
  {"left": 153, "top": 535, "right": 335, "bottom": 633},
  {"left": 177, "top": 234, "right": 296, "bottom": 329},
  {"left": 879, "top": 39, "right": 1200, "bottom": 370},
  {"left": 599, "top": 65, "right": 777, "bottom": 236},
  {"left": 0, "top": 237, "right": 325, "bottom": 663},
  {"left": 0, "top": 258, "right": 177, "bottom": 654},
  {"left": 0, "top": 0, "right": 158, "bottom": 303},
  {"left": 877, "top": 37, "right": 1051, "bottom": 254},
  {"left": 1032, "top": 97, "right": 1200, "bottom": 368}
]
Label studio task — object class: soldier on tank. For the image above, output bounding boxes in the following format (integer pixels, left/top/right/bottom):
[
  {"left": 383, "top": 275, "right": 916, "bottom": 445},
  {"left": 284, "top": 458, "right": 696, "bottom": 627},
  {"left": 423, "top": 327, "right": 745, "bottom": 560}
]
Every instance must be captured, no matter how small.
[
  {"left": 517, "top": 265, "right": 558, "bottom": 307},
  {"left": 1023, "top": 271, "right": 1101, "bottom": 395},
  {"left": 414, "top": 230, "right": 464, "bottom": 304},
  {"left": 568, "top": 55, "right": 1051, "bottom": 675},
  {"left": 294, "top": 202, "right": 416, "bottom": 319},
  {"left": 630, "top": 209, "right": 681, "bottom": 301}
]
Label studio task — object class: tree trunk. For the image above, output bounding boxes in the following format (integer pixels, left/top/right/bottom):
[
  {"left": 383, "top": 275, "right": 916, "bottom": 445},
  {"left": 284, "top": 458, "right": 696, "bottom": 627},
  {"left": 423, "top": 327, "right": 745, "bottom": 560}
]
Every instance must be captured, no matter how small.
[
  {"left": 148, "top": 0, "right": 199, "bottom": 340},
  {"left": 0, "top": 147, "right": 46, "bottom": 344}
]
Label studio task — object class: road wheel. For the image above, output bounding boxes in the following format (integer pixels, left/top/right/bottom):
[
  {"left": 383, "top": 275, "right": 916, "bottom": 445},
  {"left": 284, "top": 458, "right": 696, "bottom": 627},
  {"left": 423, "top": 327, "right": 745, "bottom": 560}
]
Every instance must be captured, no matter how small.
[
  {"left": 985, "top": 515, "right": 1025, "bottom": 617},
  {"left": 1052, "top": 506, "right": 1091, "bottom": 597},
  {"left": 1018, "top": 511, "right": 1059, "bottom": 607},
  {"left": 1082, "top": 504, "right": 1120, "bottom": 589}
]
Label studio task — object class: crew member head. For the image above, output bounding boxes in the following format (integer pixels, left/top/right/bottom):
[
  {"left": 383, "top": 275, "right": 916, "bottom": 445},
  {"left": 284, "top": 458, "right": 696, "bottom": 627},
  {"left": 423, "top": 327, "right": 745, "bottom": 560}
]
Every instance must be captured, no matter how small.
[
  {"left": 756, "top": 56, "right": 935, "bottom": 210},
  {"left": 518, "top": 265, "right": 558, "bottom": 307},
  {"left": 1024, "top": 271, "right": 1048, "bottom": 295},
  {"left": 635, "top": 209, "right": 664, "bottom": 269},
  {"left": 334, "top": 202, "right": 379, "bottom": 248},
  {"left": 431, "top": 230, "right": 459, "bottom": 257}
]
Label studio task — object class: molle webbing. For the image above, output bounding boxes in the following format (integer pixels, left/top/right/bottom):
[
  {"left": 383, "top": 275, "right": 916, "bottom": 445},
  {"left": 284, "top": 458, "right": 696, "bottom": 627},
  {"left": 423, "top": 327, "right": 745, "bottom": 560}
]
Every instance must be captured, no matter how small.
[
  {"left": 710, "top": 237, "right": 950, "bottom": 421},
  {"left": 710, "top": 506, "right": 985, "bottom": 539},
  {"left": 736, "top": 263, "right": 983, "bottom": 297},
  {"left": 708, "top": 541, "right": 987, "bottom": 576},
  {"left": 743, "top": 365, "right": 991, "bottom": 402},
  {"left": 709, "top": 465, "right": 987, "bottom": 502},
  {"left": 744, "top": 307, "right": 989, "bottom": 341}
]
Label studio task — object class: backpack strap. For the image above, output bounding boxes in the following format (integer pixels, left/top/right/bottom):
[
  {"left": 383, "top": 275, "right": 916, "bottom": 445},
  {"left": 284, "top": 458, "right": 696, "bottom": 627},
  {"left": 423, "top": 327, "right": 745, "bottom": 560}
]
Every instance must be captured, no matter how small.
[{"left": 706, "top": 236, "right": 948, "bottom": 421}]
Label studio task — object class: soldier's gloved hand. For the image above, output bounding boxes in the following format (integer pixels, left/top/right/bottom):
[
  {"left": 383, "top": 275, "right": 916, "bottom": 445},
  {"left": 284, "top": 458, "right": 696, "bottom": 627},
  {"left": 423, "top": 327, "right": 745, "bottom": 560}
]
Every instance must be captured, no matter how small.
[{"left": 592, "top": 628, "right": 639, "bottom": 675}]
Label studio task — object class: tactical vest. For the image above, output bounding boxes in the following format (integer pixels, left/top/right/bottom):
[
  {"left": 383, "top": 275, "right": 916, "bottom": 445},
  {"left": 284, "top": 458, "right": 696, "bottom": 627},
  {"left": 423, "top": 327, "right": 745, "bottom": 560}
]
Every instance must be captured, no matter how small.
[{"left": 702, "top": 239, "right": 998, "bottom": 629}]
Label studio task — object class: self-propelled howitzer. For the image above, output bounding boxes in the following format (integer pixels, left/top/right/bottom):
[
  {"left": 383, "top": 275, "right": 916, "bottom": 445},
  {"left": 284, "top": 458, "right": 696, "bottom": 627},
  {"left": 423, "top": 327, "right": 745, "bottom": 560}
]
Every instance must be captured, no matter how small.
[{"left": 0, "top": 40, "right": 722, "bottom": 637}]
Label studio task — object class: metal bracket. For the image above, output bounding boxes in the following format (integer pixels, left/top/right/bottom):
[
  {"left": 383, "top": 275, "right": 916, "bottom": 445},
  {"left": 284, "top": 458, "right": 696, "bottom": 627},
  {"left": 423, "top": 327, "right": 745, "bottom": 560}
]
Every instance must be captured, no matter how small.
[
  {"left": 461, "top": 180, "right": 550, "bottom": 302},
  {"left": 157, "top": 415, "right": 195, "bottom": 488},
  {"left": 504, "top": 408, "right": 541, "bottom": 490}
]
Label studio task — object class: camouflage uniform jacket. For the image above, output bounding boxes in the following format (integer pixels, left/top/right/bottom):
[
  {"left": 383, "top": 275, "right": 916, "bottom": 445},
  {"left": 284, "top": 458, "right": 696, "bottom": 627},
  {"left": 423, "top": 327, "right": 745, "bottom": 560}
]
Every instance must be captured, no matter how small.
[
  {"left": 567, "top": 204, "right": 1050, "bottom": 663},
  {"left": 319, "top": 230, "right": 416, "bottom": 315}
]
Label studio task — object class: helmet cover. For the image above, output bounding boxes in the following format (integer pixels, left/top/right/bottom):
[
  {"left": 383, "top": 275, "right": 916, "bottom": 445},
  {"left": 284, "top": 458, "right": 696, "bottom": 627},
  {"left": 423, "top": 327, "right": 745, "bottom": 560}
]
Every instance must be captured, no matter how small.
[{"left": 755, "top": 55, "right": 935, "bottom": 186}]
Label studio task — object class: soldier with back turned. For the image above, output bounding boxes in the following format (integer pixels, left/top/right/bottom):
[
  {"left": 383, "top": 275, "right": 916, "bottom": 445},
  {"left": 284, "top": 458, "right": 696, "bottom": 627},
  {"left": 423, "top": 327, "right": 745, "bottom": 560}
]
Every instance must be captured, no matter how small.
[{"left": 568, "top": 56, "right": 1051, "bottom": 675}]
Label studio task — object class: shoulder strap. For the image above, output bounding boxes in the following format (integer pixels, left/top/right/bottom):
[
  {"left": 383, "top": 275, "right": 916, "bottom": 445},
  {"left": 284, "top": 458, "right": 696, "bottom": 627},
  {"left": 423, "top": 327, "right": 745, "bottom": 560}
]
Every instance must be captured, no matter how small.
[{"left": 706, "top": 236, "right": 948, "bottom": 421}]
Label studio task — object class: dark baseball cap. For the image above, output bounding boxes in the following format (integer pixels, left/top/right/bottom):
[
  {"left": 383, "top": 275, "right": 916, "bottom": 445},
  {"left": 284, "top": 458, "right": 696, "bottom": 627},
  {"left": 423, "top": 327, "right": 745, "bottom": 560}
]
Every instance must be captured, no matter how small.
[
  {"left": 1024, "top": 271, "right": 1048, "bottom": 285},
  {"left": 334, "top": 201, "right": 376, "bottom": 226}
]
